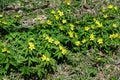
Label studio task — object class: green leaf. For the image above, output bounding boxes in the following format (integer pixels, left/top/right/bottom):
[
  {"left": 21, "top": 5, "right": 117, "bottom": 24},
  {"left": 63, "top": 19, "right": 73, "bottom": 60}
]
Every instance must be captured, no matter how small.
[{"left": 5, "top": 63, "right": 10, "bottom": 71}]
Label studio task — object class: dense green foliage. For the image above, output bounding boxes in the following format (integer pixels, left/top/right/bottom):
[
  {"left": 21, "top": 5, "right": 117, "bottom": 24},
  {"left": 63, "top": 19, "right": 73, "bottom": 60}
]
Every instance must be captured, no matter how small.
[{"left": 0, "top": 0, "right": 120, "bottom": 79}]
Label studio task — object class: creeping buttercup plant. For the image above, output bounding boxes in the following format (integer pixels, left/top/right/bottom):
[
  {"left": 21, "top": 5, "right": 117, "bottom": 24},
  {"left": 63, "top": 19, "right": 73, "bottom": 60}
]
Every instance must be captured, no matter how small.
[{"left": 0, "top": 1, "right": 120, "bottom": 79}]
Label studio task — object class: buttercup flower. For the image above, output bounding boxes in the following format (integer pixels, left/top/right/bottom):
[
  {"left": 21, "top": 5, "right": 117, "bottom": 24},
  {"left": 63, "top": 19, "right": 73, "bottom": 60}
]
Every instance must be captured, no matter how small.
[
  {"left": 46, "top": 57, "right": 50, "bottom": 61},
  {"left": 2, "top": 47, "right": 10, "bottom": 53},
  {"left": 95, "top": 21, "right": 102, "bottom": 28},
  {"left": 59, "top": 45, "right": 63, "bottom": 50},
  {"left": 48, "top": 37, "right": 53, "bottom": 43},
  {"left": 114, "top": 33, "right": 119, "bottom": 38},
  {"left": 41, "top": 55, "right": 50, "bottom": 62},
  {"left": 62, "top": 19, "right": 67, "bottom": 24},
  {"left": 70, "top": 23, "right": 74, "bottom": 31},
  {"left": 75, "top": 33, "right": 78, "bottom": 39},
  {"left": 114, "top": 6, "right": 118, "bottom": 10},
  {"left": 45, "top": 35, "right": 49, "bottom": 40},
  {"left": 102, "top": 7, "right": 106, "bottom": 12},
  {"left": 41, "top": 55, "right": 46, "bottom": 61},
  {"left": 112, "top": 23, "right": 117, "bottom": 28},
  {"left": 2, "top": 48, "right": 7, "bottom": 52},
  {"left": 65, "top": 0, "right": 71, "bottom": 5},
  {"left": 93, "top": 18, "right": 96, "bottom": 21},
  {"left": 15, "top": 15, "right": 20, "bottom": 18},
  {"left": 47, "top": 20, "right": 52, "bottom": 25},
  {"left": 58, "top": 10, "right": 64, "bottom": 16},
  {"left": 97, "top": 38, "right": 103, "bottom": 44},
  {"left": 98, "top": 23, "right": 102, "bottom": 28},
  {"left": 29, "top": 42, "right": 35, "bottom": 50},
  {"left": 54, "top": 40, "right": 60, "bottom": 45},
  {"left": 0, "top": 14, "right": 3, "bottom": 17},
  {"left": 68, "top": 31, "right": 74, "bottom": 38},
  {"left": 95, "top": 20, "right": 100, "bottom": 25},
  {"left": 109, "top": 33, "right": 119, "bottom": 39},
  {"left": 103, "top": 14, "right": 108, "bottom": 18},
  {"left": 108, "top": 5, "right": 113, "bottom": 9},
  {"left": 82, "top": 39, "right": 87, "bottom": 44},
  {"left": 97, "top": 58, "right": 102, "bottom": 61},
  {"left": 84, "top": 26, "right": 89, "bottom": 31},
  {"left": 75, "top": 41, "right": 80, "bottom": 46},
  {"left": 91, "top": 25, "right": 95, "bottom": 29},
  {"left": 90, "top": 34, "right": 95, "bottom": 41},
  {"left": 59, "top": 25, "right": 64, "bottom": 30},
  {"left": 54, "top": 15, "right": 59, "bottom": 20},
  {"left": 2, "top": 21, "right": 7, "bottom": 25},
  {"left": 75, "top": 21, "right": 80, "bottom": 24},
  {"left": 51, "top": 10, "right": 56, "bottom": 14},
  {"left": 61, "top": 48, "right": 67, "bottom": 55},
  {"left": 7, "top": 50, "right": 10, "bottom": 53}
]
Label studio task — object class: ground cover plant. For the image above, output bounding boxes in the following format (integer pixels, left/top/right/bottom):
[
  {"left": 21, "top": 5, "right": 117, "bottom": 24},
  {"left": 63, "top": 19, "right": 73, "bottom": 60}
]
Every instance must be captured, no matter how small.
[{"left": 0, "top": 0, "right": 120, "bottom": 80}]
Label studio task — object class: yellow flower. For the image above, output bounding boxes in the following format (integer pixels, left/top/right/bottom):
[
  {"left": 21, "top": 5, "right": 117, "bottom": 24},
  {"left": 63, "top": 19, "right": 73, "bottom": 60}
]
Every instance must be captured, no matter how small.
[
  {"left": 75, "top": 21, "right": 80, "bottom": 24},
  {"left": 59, "top": 25, "right": 64, "bottom": 30},
  {"left": 109, "top": 34, "right": 115, "bottom": 39},
  {"left": 95, "top": 20, "right": 100, "bottom": 25},
  {"left": 90, "top": 34, "right": 95, "bottom": 41},
  {"left": 2, "top": 21, "right": 7, "bottom": 25},
  {"left": 75, "top": 41, "right": 80, "bottom": 46},
  {"left": 41, "top": 55, "right": 50, "bottom": 61},
  {"left": 62, "top": 19, "right": 67, "bottom": 24},
  {"left": 102, "top": 7, "right": 106, "bottom": 12},
  {"left": 15, "top": 15, "right": 20, "bottom": 18},
  {"left": 114, "top": 33, "right": 119, "bottom": 38},
  {"left": 112, "top": 23, "right": 117, "bottom": 28},
  {"left": 2, "top": 48, "right": 7, "bottom": 52},
  {"left": 109, "top": 34, "right": 113, "bottom": 39},
  {"left": 41, "top": 55, "right": 46, "bottom": 61},
  {"left": 114, "top": 6, "right": 118, "bottom": 10},
  {"left": 47, "top": 20, "right": 52, "bottom": 25},
  {"left": 54, "top": 40, "right": 60, "bottom": 45},
  {"left": 93, "top": 18, "right": 96, "bottom": 21},
  {"left": 51, "top": 10, "right": 56, "bottom": 14},
  {"left": 54, "top": 15, "right": 59, "bottom": 20},
  {"left": 45, "top": 35, "right": 49, "bottom": 40},
  {"left": 118, "top": 36, "right": 120, "bottom": 39},
  {"left": 42, "top": 25, "right": 46, "bottom": 28},
  {"left": 2, "top": 47, "right": 10, "bottom": 53},
  {"left": 70, "top": 23, "right": 74, "bottom": 31},
  {"left": 0, "top": 14, "right": 3, "bottom": 17},
  {"left": 65, "top": 0, "right": 71, "bottom": 5},
  {"left": 84, "top": 26, "right": 89, "bottom": 31},
  {"left": 68, "top": 31, "right": 73, "bottom": 38},
  {"left": 58, "top": 10, "right": 64, "bottom": 16},
  {"left": 103, "top": 14, "right": 108, "bottom": 18},
  {"left": 7, "top": 50, "right": 10, "bottom": 53},
  {"left": 82, "top": 39, "right": 87, "bottom": 44},
  {"left": 29, "top": 42, "right": 35, "bottom": 50},
  {"left": 97, "top": 38, "right": 103, "bottom": 44},
  {"left": 48, "top": 37, "right": 53, "bottom": 43},
  {"left": 75, "top": 33, "right": 78, "bottom": 39},
  {"left": 91, "top": 25, "right": 95, "bottom": 29},
  {"left": 97, "top": 58, "right": 102, "bottom": 61},
  {"left": 110, "top": 33, "right": 118, "bottom": 39},
  {"left": 95, "top": 20, "right": 102, "bottom": 28},
  {"left": 46, "top": 57, "right": 50, "bottom": 61},
  {"left": 59, "top": 45, "right": 63, "bottom": 50},
  {"left": 98, "top": 23, "right": 102, "bottom": 28},
  {"left": 108, "top": 4, "right": 113, "bottom": 9},
  {"left": 61, "top": 49, "right": 67, "bottom": 55}
]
